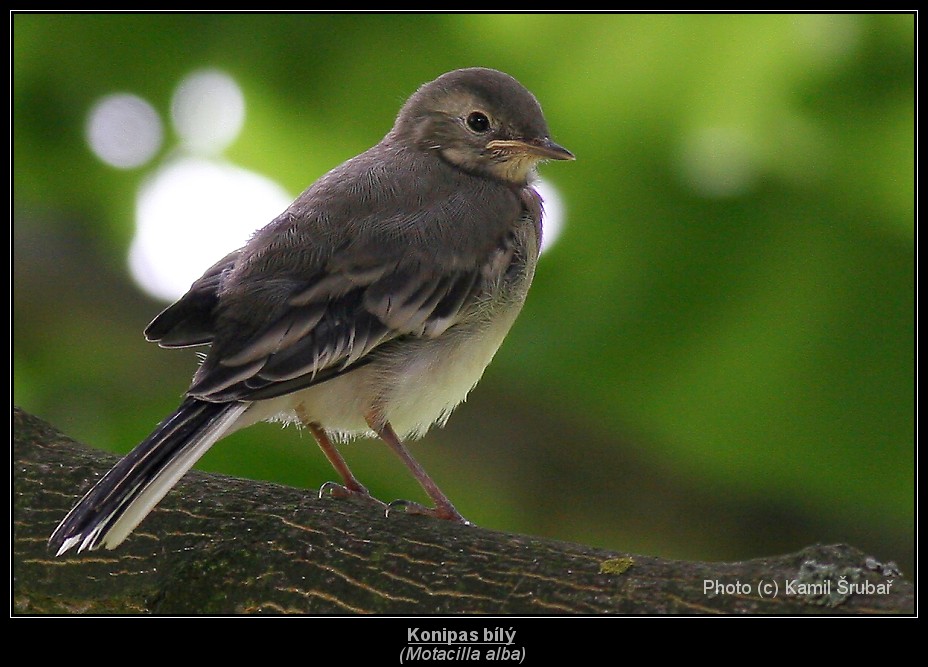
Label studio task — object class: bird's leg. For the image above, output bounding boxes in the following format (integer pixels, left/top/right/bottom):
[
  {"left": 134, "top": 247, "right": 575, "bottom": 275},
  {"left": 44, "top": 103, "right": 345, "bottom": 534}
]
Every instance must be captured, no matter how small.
[
  {"left": 366, "top": 414, "right": 470, "bottom": 525},
  {"left": 302, "top": 417, "right": 382, "bottom": 507}
]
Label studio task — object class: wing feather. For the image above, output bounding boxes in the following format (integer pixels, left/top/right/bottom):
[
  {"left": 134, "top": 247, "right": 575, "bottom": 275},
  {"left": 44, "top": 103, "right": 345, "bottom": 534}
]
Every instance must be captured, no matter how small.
[{"left": 186, "top": 260, "right": 486, "bottom": 403}]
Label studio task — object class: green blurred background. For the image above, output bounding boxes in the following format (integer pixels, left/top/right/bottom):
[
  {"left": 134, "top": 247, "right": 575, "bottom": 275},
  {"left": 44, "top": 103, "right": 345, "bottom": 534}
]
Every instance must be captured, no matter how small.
[{"left": 13, "top": 13, "right": 914, "bottom": 575}]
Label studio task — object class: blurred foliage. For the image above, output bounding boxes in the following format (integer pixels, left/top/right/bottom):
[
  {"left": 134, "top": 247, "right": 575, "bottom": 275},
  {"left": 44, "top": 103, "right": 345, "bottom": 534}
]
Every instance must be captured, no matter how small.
[{"left": 13, "top": 13, "right": 914, "bottom": 574}]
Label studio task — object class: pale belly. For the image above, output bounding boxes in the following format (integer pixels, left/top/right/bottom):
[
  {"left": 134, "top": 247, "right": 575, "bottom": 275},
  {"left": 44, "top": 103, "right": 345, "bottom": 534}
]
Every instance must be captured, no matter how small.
[{"left": 239, "top": 302, "right": 524, "bottom": 441}]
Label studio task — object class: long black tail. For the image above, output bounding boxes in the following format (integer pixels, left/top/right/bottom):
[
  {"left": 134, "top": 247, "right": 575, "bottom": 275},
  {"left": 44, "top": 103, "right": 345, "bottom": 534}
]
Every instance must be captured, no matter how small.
[{"left": 49, "top": 397, "right": 248, "bottom": 555}]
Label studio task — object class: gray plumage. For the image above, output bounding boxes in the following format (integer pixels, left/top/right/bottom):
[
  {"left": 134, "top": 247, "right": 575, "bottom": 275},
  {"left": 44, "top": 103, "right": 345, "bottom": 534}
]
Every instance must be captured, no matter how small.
[{"left": 50, "top": 67, "right": 572, "bottom": 555}]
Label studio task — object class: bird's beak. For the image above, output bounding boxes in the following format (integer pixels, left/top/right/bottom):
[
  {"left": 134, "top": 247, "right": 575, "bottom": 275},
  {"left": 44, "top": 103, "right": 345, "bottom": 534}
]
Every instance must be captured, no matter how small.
[{"left": 486, "top": 138, "right": 575, "bottom": 162}]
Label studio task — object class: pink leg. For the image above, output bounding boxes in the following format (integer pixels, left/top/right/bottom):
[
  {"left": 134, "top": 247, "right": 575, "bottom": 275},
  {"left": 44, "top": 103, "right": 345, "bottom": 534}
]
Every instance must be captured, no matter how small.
[
  {"left": 306, "top": 421, "right": 373, "bottom": 499},
  {"left": 366, "top": 415, "right": 469, "bottom": 524}
]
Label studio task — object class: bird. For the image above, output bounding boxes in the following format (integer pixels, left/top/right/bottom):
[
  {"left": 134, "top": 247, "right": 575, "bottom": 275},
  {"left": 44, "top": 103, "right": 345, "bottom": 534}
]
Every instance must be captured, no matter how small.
[{"left": 49, "top": 67, "right": 573, "bottom": 556}]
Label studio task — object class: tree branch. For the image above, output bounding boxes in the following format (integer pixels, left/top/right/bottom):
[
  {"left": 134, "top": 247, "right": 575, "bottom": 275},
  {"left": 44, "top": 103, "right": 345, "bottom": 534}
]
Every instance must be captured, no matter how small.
[{"left": 12, "top": 407, "right": 913, "bottom": 615}]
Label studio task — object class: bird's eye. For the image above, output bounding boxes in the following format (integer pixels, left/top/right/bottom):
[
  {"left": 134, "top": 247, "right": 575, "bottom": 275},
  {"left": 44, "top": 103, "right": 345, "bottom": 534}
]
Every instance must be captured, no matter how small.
[{"left": 465, "top": 111, "right": 491, "bottom": 133}]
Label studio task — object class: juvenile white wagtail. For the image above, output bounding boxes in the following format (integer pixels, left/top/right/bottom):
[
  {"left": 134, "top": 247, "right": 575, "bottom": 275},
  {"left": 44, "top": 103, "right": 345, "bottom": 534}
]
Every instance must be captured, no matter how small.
[{"left": 50, "top": 67, "right": 573, "bottom": 555}]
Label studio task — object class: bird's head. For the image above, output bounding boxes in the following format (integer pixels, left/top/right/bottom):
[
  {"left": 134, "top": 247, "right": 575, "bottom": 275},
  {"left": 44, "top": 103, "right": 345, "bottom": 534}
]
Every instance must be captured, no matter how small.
[{"left": 393, "top": 67, "right": 574, "bottom": 185}]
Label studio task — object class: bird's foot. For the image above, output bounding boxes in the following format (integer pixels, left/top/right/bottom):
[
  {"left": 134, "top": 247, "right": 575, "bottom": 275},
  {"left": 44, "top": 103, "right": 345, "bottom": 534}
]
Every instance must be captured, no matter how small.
[
  {"left": 318, "top": 481, "right": 388, "bottom": 510},
  {"left": 386, "top": 499, "right": 472, "bottom": 525}
]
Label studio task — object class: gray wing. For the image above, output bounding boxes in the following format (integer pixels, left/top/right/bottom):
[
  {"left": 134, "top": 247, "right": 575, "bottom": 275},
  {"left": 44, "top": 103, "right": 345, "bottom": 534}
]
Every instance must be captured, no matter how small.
[{"left": 146, "top": 254, "right": 488, "bottom": 404}]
